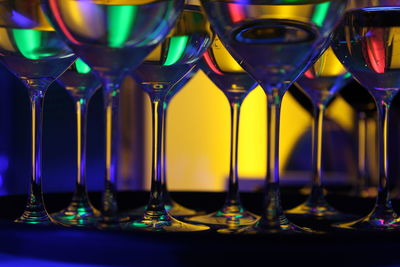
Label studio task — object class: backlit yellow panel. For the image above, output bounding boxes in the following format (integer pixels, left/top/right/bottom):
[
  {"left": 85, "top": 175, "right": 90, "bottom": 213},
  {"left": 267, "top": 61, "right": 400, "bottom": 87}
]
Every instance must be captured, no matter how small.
[
  {"left": 280, "top": 91, "right": 312, "bottom": 173},
  {"left": 327, "top": 96, "right": 354, "bottom": 132},
  {"left": 165, "top": 71, "right": 230, "bottom": 191},
  {"left": 142, "top": 71, "right": 355, "bottom": 191},
  {"left": 238, "top": 87, "right": 266, "bottom": 178},
  {"left": 389, "top": 27, "right": 400, "bottom": 69}
]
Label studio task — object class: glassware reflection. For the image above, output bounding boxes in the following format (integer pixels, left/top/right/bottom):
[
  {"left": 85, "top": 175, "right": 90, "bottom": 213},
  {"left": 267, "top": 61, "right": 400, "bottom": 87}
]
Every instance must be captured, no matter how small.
[
  {"left": 52, "top": 59, "right": 102, "bottom": 227},
  {"left": 0, "top": 0, "right": 76, "bottom": 225},
  {"left": 201, "top": 0, "right": 348, "bottom": 233},
  {"left": 127, "top": 4, "right": 212, "bottom": 231},
  {"left": 41, "top": 0, "right": 185, "bottom": 227},
  {"left": 340, "top": 82, "right": 377, "bottom": 198},
  {"left": 332, "top": 3, "right": 400, "bottom": 230},
  {"left": 186, "top": 35, "right": 259, "bottom": 231},
  {"left": 286, "top": 47, "right": 353, "bottom": 221}
]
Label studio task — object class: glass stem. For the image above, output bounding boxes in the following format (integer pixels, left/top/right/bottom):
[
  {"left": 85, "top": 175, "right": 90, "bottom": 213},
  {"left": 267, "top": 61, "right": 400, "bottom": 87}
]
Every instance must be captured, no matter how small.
[
  {"left": 308, "top": 103, "right": 326, "bottom": 203},
  {"left": 260, "top": 89, "right": 284, "bottom": 223},
  {"left": 266, "top": 90, "right": 281, "bottom": 185},
  {"left": 24, "top": 86, "right": 48, "bottom": 217},
  {"left": 72, "top": 99, "right": 90, "bottom": 204},
  {"left": 357, "top": 111, "right": 369, "bottom": 192},
  {"left": 102, "top": 85, "right": 120, "bottom": 218},
  {"left": 225, "top": 101, "right": 242, "bottom": 207},
  {"left": 146, "top": 98, "right": 166, "bottom": 213},
  {"left": 161, "top": 100, "right": 172, "bottom": 206},
  {"left": 375, "top": 101, "right": 391, "bottom": 210}
]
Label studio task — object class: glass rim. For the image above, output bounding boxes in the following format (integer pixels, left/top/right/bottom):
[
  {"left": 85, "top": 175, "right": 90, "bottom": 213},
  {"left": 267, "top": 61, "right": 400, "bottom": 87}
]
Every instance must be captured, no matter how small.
[
  {"left": 346, "top": 0, "right": 400, "bottom": 10},
  {"left": 200, "top": 0, "right": 343, "bottom": 5}
]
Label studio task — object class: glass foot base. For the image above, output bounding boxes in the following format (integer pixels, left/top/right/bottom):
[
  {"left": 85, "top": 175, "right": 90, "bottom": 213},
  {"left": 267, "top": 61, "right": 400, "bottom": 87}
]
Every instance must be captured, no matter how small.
[
  {"left": 350, "top": 186, "right": 378, "bottom": 198},
  {"left": 286, "top": 201, "right": 354, "bottom": 221},
  {"left": 299, "top": 186, "right": 328, "bottom": 196},
  {"left": 125, "top": 210, "right": 210, "bottom": 232},
  {"left": 125, "top": 201, "right": 203, "bottom": 219},
  {"left": 96, "top": 214, "right": 130, "bottom": 229},
  {"left": 185, "top": 206, "right": 259, "bottom": 227},
  {"left": 333, "top": 208, "right": 400, "bottom": 231},
  {"left": 237, "top": 215, "right": 311, "bottom": 234},
  {"left": 51, "top": 202, "right": 101, "bottom": 227},
  {"left": 391, "top": 189, "right": 400, "bottom": 199},
  {"left": 15, "top": 209, "right": 53, "bottom": 225},
  {"left": 167, "top": 201, "right": 204, "bottom": 217}
]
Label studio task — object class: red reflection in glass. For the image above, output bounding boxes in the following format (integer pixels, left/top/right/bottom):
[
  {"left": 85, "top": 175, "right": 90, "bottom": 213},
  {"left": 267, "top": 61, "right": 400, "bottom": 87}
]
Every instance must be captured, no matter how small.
[
  {"left": 228, "top": 3, "right": 245, "bottom": 23},
  {"left": 203, "top": 51, "right": 224, "bottom": 75},
  {"left": 48, "top": 0, "right": 81, "bottom": 45},
  {"left": 363, "top": 28, "right": 386, "bottom": 74}
]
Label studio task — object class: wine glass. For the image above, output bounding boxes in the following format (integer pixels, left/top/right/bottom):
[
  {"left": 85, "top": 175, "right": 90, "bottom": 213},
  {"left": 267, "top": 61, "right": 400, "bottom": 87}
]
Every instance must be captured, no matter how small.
[
  {"left": 285, "top": 47, "right": 353, "bottom": 220},
  {"left": 0, "top": 0, "right": 76, "bottom": 224},
  {"left": 162, "top": 67, "right": 202, "bottom": 217},
  {"left": 126, "top": 3, "right": 213, "bottom": 231},
  {"left": 332, "top": 0, "right": 400, "bottom": 230},
  {"left": 41, "top": 0, "right": 185, "bottom": 226},
  {"left": 52, "top": 59, "right": 101, "bottom": 227},
  {"left": 200, "top": 0, "right": 348, "bottom": 233},
  {"left": 340, "top": 82, "right": 377, "bottom": 197},
  {"left": 127, "top": 67, "right": 201, "bottom": 218},
  {"left": 185, "top": 35, "right": 259, "bottom": 230}
]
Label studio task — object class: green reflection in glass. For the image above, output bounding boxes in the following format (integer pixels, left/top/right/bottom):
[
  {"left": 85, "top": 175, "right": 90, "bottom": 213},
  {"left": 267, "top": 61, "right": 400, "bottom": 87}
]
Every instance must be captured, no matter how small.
[
  {"left": 13, "top": 29, "right": 42, "bottom": 60},
  {"left": 312, "top": 2, "right": 331, "bottom": 27},
  {"left": 273, "top": 0, "right": 330, "bottom": 4},
  {"left": 26, "top": 221, "right": 42, "bottom": 225},
  {"left": 76, "top": 58, "right": 91, "bottom": 74},
  {"left": 132, "top": 221, "right": 148, "bottom": 227},
  {"left": 108, "top": 5, "right": 137, "bottom": 48},
  {"left": 344, "top": 72, "right": 351, "bottom": 79},
  {"left": 163, "top": 36, "right": 188, "bottom": 66}
]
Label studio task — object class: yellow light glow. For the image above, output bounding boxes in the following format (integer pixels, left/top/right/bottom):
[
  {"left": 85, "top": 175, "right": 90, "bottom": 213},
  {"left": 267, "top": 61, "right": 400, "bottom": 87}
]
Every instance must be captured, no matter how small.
[
  {"left": 92, "top": 0, "right": 164, "bottom": 5},
  {"left": 326, "top": 96, "right": 354, "bottom": 132},
  {"left": 0, "top": 0, "right": 53, "bottom": 30},
  {"left": 145, "top": 44, "right": 162, "bottom": 62},
  {"left": 211, "top": 36, "right": 243, "bottom": 73},
  {"left": 389, "top": 27, "right": 400, "bottom": 69},
  {"left": 256, "top": 5, "right": 313, "bottom": 23},
  {"left": 0, "top": 28, "right": 16, "bottom": 53},
  {"left": 165, "top": 71, "right": 230, "bottom": 191},
  {"left": 57, "top": 1, "right": 105, "bottom": 40},
  {"left": 35, "top": 9, "right": 55, "bottom": 31},
  {"left": 312, "top": 47, "right": 347, "bottom": 77},
  {"left": 237, "top": 87, "right": 266, "bottom": 178}
]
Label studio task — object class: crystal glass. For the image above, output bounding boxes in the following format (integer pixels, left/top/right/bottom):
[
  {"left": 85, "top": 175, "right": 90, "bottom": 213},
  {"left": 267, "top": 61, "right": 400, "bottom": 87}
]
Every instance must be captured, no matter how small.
[
  {"left": 126, "top": 3, "right": 212, "bottom": 231},
  {"left": 201, "top": 0, "right": 348, "bottom": 233},
  {"left": 186, "top": 35, "right": 259, "bottom": 231},
  {"left": 52, "top": 59, "right": 101, "bottom": 227},
  {"left": 127, "top": 68, "right": 201, "bottom": 218},
  {"left": 41, "top": 0, "right": 185, "bottom": 227},
  {"left": 0, "top": 0, "right": 76, "bottom": 224},
  {"left": 285, "top": 47, "right": 353, "bottom": 220},
  {"left": 332, "top": 0, "right": 400, "bottom": 230},
  {"left": 340, "top": 83, "right": 376, "bottom": 197},
  {"left": 162, "top": 67, "right": 202, "bottom": 217}
]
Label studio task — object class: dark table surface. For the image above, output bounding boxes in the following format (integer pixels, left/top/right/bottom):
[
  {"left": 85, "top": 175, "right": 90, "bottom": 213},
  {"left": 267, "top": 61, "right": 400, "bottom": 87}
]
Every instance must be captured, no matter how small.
[{"left": 1, "top": 189, "right": 400, "bottom": 267}]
